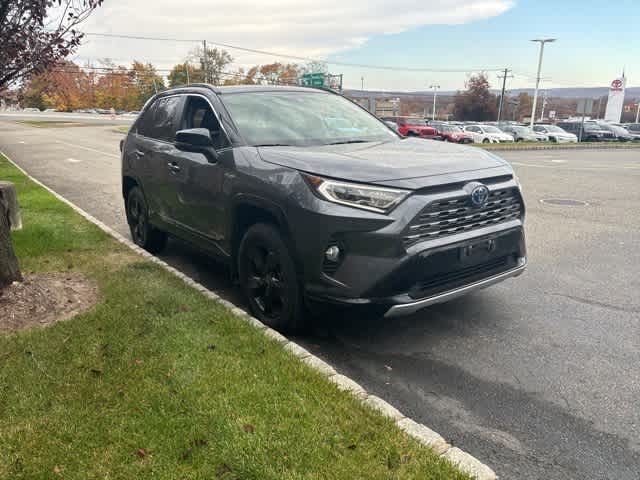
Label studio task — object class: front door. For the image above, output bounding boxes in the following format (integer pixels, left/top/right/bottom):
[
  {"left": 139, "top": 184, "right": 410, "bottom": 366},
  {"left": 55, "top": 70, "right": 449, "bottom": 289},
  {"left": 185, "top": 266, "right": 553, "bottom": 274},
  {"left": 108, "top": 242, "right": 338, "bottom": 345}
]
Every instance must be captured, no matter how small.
[{"left": 171, "top": 95, "right": 233, "bottom": 254}]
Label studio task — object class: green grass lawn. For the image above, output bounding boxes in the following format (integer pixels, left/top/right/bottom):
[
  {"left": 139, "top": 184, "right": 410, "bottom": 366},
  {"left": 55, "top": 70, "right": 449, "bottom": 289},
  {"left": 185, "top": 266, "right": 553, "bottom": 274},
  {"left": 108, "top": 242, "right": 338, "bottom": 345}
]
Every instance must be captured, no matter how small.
[{"left": 0, "top": 154, "right": 469, "bottom": 480}]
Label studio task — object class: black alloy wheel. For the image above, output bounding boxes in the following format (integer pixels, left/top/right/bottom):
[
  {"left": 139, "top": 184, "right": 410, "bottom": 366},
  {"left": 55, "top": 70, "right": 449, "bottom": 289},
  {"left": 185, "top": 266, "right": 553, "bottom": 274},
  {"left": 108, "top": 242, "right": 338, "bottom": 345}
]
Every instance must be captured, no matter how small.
[
  {"left": 238, "top": 223, "right": 305, "bottom": 332},
  {"left": 126, "top": 187, "right": 167, "bottom": 253},
  {"left": 246, "top": 245, "right": 286, "bottom": 320}
]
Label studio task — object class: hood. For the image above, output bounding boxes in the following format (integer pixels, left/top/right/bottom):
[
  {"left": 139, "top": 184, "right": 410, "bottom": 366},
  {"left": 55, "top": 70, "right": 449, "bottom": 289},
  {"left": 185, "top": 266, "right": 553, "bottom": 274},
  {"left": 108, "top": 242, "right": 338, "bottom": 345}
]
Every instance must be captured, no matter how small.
[{"left": 257, "top": 138, "right": 512, "bottom": 190}]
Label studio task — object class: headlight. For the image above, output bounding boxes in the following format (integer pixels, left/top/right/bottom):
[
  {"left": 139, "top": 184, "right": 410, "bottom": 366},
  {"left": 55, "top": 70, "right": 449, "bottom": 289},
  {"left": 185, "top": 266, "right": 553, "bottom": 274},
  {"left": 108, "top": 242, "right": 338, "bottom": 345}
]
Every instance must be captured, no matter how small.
[{"left": 303, "top": 174, "right": 409, "bottom": 213}]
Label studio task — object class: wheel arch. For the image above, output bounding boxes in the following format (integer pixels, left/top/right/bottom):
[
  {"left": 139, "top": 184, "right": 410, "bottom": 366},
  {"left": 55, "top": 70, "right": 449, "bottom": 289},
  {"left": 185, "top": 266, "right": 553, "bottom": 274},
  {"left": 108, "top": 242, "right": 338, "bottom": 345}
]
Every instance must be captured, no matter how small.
[{"left": 230, "top": 195, "right": 299, "bottom": 278}]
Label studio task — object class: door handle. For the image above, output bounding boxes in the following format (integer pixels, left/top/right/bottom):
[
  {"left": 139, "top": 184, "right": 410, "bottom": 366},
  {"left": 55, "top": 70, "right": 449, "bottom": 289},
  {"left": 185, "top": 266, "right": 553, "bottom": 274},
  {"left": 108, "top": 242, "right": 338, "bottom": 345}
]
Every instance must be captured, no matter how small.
[
  {"left": 134, "top": 149, "right": 145, "bottom": 158},
  {"left": 167, "top": 162, "right": 181, "bottom": 173}
]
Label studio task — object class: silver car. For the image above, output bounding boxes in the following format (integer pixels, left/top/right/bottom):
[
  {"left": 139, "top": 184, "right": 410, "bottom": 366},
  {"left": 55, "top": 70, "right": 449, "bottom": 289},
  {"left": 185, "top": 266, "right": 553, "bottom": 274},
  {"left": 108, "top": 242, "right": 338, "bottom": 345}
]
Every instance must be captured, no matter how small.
[{"left": 533, "top": 125, "right": 577, "bottom": 143}]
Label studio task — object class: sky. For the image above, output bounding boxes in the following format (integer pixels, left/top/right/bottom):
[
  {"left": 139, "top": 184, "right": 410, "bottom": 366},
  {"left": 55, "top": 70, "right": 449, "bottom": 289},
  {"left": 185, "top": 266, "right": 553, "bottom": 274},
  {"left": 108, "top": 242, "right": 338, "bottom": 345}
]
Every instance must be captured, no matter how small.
[{"left": 74, "top": 0, "right": 639, "bottom": 92}]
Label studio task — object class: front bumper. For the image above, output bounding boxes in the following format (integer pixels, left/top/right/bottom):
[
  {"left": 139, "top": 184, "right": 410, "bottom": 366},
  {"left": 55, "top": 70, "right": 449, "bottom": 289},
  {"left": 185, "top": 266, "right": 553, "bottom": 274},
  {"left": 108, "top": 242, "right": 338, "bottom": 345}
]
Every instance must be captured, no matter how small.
[{"left": 385, "top": 255, "right": 526, "bottom": 317}]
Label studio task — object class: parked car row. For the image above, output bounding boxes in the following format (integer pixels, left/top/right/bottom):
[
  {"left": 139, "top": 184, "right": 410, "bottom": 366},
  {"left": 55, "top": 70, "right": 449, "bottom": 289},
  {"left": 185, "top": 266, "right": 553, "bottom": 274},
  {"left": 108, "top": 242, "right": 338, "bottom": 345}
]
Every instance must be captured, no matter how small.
[{"left": 380, "top": 115, "right": 640, "bottom": 144}]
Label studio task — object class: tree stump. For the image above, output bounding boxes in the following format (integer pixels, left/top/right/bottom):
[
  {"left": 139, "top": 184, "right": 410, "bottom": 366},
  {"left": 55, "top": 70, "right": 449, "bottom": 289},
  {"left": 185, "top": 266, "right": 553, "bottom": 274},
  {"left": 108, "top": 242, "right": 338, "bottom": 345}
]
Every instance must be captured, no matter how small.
[{"left": 0, "top": 181, "right": 22, "bottom": 289}]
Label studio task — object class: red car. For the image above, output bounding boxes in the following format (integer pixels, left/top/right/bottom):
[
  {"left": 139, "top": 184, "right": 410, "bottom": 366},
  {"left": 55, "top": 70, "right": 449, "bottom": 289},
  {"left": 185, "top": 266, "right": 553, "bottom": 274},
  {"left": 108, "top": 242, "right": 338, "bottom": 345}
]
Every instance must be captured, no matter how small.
[
  {"left": 433, "top": 124, "right": 474, "bottom": 144},
  {"left": 383, "top": 117, "right": 440, "bottom": 140}
]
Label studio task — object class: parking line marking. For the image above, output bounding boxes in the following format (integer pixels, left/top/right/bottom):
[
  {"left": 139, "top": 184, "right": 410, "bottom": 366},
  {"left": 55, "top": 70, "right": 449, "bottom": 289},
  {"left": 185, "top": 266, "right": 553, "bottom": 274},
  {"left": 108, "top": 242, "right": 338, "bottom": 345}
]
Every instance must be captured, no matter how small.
[{"left": 55, "top": 140, "right": 119, "bottom": 158}]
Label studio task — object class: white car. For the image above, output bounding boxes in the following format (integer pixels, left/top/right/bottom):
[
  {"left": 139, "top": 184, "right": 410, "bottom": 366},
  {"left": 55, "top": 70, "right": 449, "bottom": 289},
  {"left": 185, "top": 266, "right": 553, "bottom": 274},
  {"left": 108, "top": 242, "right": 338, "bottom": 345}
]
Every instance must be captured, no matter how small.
[
  {"left": 463, "top": 124, "right": 514, "bottom": 143},
  {"left": 533, "top": 124, "right": 578, "bottom": 143}
]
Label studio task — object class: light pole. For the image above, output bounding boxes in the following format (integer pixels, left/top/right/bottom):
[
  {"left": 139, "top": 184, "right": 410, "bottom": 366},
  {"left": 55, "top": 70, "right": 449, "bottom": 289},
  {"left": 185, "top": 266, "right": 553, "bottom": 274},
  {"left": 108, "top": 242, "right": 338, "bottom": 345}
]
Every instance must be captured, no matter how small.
[
  {"left": 429, "top": 84, "right": 440, "bottom": 121},
  {"left": 361, "top": 76, "right": 364, "bottom": 91},
  {"left": 530, "top": 38, "right": 556, "bottom": 127}
]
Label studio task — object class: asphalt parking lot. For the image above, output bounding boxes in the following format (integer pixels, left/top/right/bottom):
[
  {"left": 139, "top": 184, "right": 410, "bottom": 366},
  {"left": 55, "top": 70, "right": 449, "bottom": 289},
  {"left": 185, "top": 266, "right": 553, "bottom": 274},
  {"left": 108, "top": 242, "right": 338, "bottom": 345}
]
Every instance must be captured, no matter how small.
[{"left": 0, "top": 120, "right": 638, "bottom": 479}]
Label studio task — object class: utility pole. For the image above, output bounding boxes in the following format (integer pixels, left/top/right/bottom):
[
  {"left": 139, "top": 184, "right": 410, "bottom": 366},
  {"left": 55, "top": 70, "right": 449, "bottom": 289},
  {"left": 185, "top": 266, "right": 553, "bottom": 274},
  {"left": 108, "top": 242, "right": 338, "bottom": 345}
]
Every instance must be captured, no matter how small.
[
  {"left": 361, "top": 76, "right": 364, "bottom": 90},
  {"left": 636, "top": 102, "right": 640, "bottom": 124},
  {"left": 202, "top": 40, "right": 208, "bottom": 84},
  {"left": 497, "top": 68, "right": 513, "bottom": 122},
  {"left": 429, "top": 84, "right": 440, "bottom": 121},
  {"left": 185, "top": 63, "right": 190, "bottom": 84},
  {"left": 530, "top": 38, "right": 556, "bottom": 127}
]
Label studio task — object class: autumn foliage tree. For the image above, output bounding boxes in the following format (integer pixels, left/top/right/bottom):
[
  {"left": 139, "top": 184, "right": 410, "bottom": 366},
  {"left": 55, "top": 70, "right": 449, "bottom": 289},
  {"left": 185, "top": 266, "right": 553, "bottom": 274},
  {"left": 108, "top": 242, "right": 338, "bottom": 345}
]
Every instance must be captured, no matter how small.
[
  {"left": 453, "top": 73, "right": 498, "bottom": 121},
  {"left": 0, "top": 0, "right": 103, "bottom": 91}
]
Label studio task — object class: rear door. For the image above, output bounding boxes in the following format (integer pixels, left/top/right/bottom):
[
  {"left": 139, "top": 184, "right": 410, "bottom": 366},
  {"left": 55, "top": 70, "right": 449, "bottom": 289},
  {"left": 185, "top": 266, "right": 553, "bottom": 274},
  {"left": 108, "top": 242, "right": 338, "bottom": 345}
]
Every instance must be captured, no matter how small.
[{"left": 135, "top": 95, "right": 186, "bottom": 226}]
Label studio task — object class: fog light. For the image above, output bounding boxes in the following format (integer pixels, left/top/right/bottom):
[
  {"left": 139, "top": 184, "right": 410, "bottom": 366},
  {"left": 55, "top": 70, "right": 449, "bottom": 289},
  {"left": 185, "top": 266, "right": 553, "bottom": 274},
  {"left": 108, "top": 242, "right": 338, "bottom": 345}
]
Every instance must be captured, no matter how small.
[{"left": 325, "top": 245, "right": 341, "bottom": 262}]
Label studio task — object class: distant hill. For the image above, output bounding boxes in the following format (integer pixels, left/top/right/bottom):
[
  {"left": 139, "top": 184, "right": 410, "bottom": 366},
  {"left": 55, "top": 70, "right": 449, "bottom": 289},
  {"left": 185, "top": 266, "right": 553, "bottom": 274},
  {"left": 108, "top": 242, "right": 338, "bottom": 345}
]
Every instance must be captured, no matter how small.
[{"left": 344, "top": 87, "right": 640, "bottom": 100}]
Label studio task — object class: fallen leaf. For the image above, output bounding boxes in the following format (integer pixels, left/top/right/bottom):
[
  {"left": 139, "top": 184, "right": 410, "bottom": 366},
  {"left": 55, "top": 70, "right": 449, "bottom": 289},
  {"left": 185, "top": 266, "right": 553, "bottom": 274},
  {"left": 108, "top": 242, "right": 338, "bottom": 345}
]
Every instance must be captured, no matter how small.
[
  {"left": 53, "top": 465, "right": 62, "bottom": 474},
  {"left": 134, "top": 359, "right": 143, "bottom": 366},
  {"left": 135, "top": 448, "right": 148, "bottom": 458}
]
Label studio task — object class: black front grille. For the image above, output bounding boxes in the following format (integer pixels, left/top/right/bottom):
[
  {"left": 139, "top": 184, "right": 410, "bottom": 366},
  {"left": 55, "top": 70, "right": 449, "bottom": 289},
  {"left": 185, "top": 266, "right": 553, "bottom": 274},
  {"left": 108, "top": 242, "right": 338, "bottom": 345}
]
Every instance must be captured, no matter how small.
[
  {"left": 403, "top": 188, "right": 523, "bottom": 246},
  {"left": 408, "top": 255, "right": 514, "bottom": 299}
]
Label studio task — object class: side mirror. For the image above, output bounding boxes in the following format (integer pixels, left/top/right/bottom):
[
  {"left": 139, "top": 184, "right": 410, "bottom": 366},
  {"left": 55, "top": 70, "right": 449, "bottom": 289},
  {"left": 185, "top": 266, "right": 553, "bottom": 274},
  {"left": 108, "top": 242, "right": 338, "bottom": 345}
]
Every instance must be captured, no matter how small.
[{"left": 176, "top": 128, "right": 218, "bottom": 162}]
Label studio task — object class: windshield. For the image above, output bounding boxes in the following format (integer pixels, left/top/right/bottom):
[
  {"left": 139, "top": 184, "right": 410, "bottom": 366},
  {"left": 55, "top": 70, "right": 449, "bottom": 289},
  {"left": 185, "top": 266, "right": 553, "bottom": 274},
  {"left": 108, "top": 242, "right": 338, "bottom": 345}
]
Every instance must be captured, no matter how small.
[
  {"left": 483, "top": 126, "right": 502, "bottom": 133},
  {"left": 222, "top": 91, "right": 398, "bottom": 146},
  {"left": 513, "top": 126, "right": 533, "bottom": 133},
  {"left": 543, "top": 125, "right": 564, "bottom": 133}
]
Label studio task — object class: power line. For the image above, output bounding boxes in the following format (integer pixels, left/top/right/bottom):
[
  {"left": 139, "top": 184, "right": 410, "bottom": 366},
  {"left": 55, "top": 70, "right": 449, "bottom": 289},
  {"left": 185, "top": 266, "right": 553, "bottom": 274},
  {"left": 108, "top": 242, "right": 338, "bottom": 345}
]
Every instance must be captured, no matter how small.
[{"left": 84, "top": 31, "right": 506, "bottom": 73}]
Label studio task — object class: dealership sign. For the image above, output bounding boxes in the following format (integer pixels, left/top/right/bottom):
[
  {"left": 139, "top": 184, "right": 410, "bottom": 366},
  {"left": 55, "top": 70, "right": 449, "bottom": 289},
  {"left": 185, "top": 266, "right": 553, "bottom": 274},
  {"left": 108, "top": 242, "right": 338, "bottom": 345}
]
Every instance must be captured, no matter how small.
[{"left": 604, "top": 76, "right": 626, "bottom": 122}]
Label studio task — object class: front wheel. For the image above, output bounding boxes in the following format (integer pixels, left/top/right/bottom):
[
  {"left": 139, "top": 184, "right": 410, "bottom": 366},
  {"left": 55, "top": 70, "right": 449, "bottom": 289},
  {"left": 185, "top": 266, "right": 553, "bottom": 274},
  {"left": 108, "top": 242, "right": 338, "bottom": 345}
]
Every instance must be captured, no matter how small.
[
  {"left": 482, "top": 138, "right": 490, "bottom": 144},
  {"left": 126, "top": 187, "right": 167, "bottom": 253},
  {"left": 238, "top": 223, "right": 306, "bottom": 332}
]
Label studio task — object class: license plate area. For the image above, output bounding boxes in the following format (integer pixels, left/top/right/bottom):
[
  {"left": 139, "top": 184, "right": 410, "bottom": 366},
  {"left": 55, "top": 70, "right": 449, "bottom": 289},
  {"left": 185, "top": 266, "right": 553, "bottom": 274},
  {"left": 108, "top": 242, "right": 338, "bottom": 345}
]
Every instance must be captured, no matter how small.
[{"left": 459, "top": 239, "right": 496, "bottom": 263}]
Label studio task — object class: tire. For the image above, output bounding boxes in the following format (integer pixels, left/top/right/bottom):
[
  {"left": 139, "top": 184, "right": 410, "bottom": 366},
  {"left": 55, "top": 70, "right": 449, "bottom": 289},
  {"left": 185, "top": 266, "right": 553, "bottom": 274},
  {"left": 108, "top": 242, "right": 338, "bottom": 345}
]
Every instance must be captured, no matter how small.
[
  {"left": 238, "top": 223, "right": 306, "bottom": 332},
  {"left": 550, "top": 137, "right": 557, "bottom": 143},
  {"left": 482, "top": 138, "right": 490, "bottom": 144},
  {"left": 126, "top": 186, "right": 167, "bottom": 253}
]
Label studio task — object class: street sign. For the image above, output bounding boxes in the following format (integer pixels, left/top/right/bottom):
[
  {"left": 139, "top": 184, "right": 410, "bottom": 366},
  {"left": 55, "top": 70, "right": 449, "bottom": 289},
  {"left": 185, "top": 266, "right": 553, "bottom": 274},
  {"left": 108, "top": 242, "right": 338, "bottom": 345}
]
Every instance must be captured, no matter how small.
[
  {"left": 549, "top": 110, "right": 556, "bottom": 119},
  {"left": 301, "top": 73, "right": 325, "bottom": 88}
]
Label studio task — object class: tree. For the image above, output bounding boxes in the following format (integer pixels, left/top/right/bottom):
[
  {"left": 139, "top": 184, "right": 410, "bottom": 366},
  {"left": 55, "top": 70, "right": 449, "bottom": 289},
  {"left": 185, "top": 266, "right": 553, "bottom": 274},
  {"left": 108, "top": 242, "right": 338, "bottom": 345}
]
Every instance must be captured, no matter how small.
[
  {"left": 0, "top": 0, "right": 103, "bottom": 91},
  {"left": 168, "top": 64, "right": 204, "bottom": 87},
  {"left": 131, "top": 61, "right": 165, "bottom": 107},
  {"left": 453, "top": 73, "right": 498, "bottom": 121},
  {"left": 188, "top": 47, "right": 233, "bottom": 85}
]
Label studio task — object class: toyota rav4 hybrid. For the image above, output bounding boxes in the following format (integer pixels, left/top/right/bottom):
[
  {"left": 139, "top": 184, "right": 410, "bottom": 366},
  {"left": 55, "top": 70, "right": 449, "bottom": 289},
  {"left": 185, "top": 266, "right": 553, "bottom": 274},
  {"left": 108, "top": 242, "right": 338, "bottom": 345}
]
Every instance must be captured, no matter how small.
[{"left": 121, "top": 85, "right": 527, "bottom": 331}]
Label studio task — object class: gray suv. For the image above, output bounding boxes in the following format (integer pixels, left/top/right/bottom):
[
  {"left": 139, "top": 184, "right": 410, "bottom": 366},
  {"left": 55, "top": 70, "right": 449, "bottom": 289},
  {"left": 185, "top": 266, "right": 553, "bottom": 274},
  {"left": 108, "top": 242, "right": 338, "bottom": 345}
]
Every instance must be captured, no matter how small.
[{"left": 121, "top": 85, "right": 526, "bottom": 331}]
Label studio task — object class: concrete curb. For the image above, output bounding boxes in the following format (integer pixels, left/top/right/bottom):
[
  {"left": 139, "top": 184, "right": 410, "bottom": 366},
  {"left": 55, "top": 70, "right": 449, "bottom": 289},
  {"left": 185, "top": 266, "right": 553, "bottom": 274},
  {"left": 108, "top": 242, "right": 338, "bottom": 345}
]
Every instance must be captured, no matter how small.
[{"left": 1, "top": 151, "right": 497, "bottom": 480}]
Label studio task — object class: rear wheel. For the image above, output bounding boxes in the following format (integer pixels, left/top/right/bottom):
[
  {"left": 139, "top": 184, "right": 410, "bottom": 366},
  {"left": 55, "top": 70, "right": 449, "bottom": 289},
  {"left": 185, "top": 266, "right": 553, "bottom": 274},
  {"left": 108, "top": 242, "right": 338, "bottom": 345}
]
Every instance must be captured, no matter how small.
[
  {"left": 126, "top": 186, "right": 167, "bottom": 253},
  {"left": 238, "top": 223, "right": 306, "bottom": 332},
  {"left": 482, "top": 138, "right": 490, "bottom": 144}
]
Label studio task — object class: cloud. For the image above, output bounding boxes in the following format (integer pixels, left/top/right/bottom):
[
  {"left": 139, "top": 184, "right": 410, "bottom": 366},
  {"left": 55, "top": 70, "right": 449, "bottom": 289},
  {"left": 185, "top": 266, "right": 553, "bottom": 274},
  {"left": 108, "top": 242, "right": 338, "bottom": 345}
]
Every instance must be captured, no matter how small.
[{"left": 76, "top": 0, "right": 514, "bottom": 68}]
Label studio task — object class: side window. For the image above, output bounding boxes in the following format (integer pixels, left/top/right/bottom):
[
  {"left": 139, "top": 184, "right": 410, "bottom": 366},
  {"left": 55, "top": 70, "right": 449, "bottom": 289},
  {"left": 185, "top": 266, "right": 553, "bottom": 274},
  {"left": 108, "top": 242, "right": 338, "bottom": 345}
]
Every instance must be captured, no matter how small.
[
  {"left": 150, "top": 96, "right": 184, "bottom": 142},
  {"left": 138, "top": 96, "right": 184, "bottom": 141},
  {"left": 136, "top": 102, "right": 156, "bottom": 137},
  {"left": 182, "top": 96, "right": 230, "bottom": 149}
]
